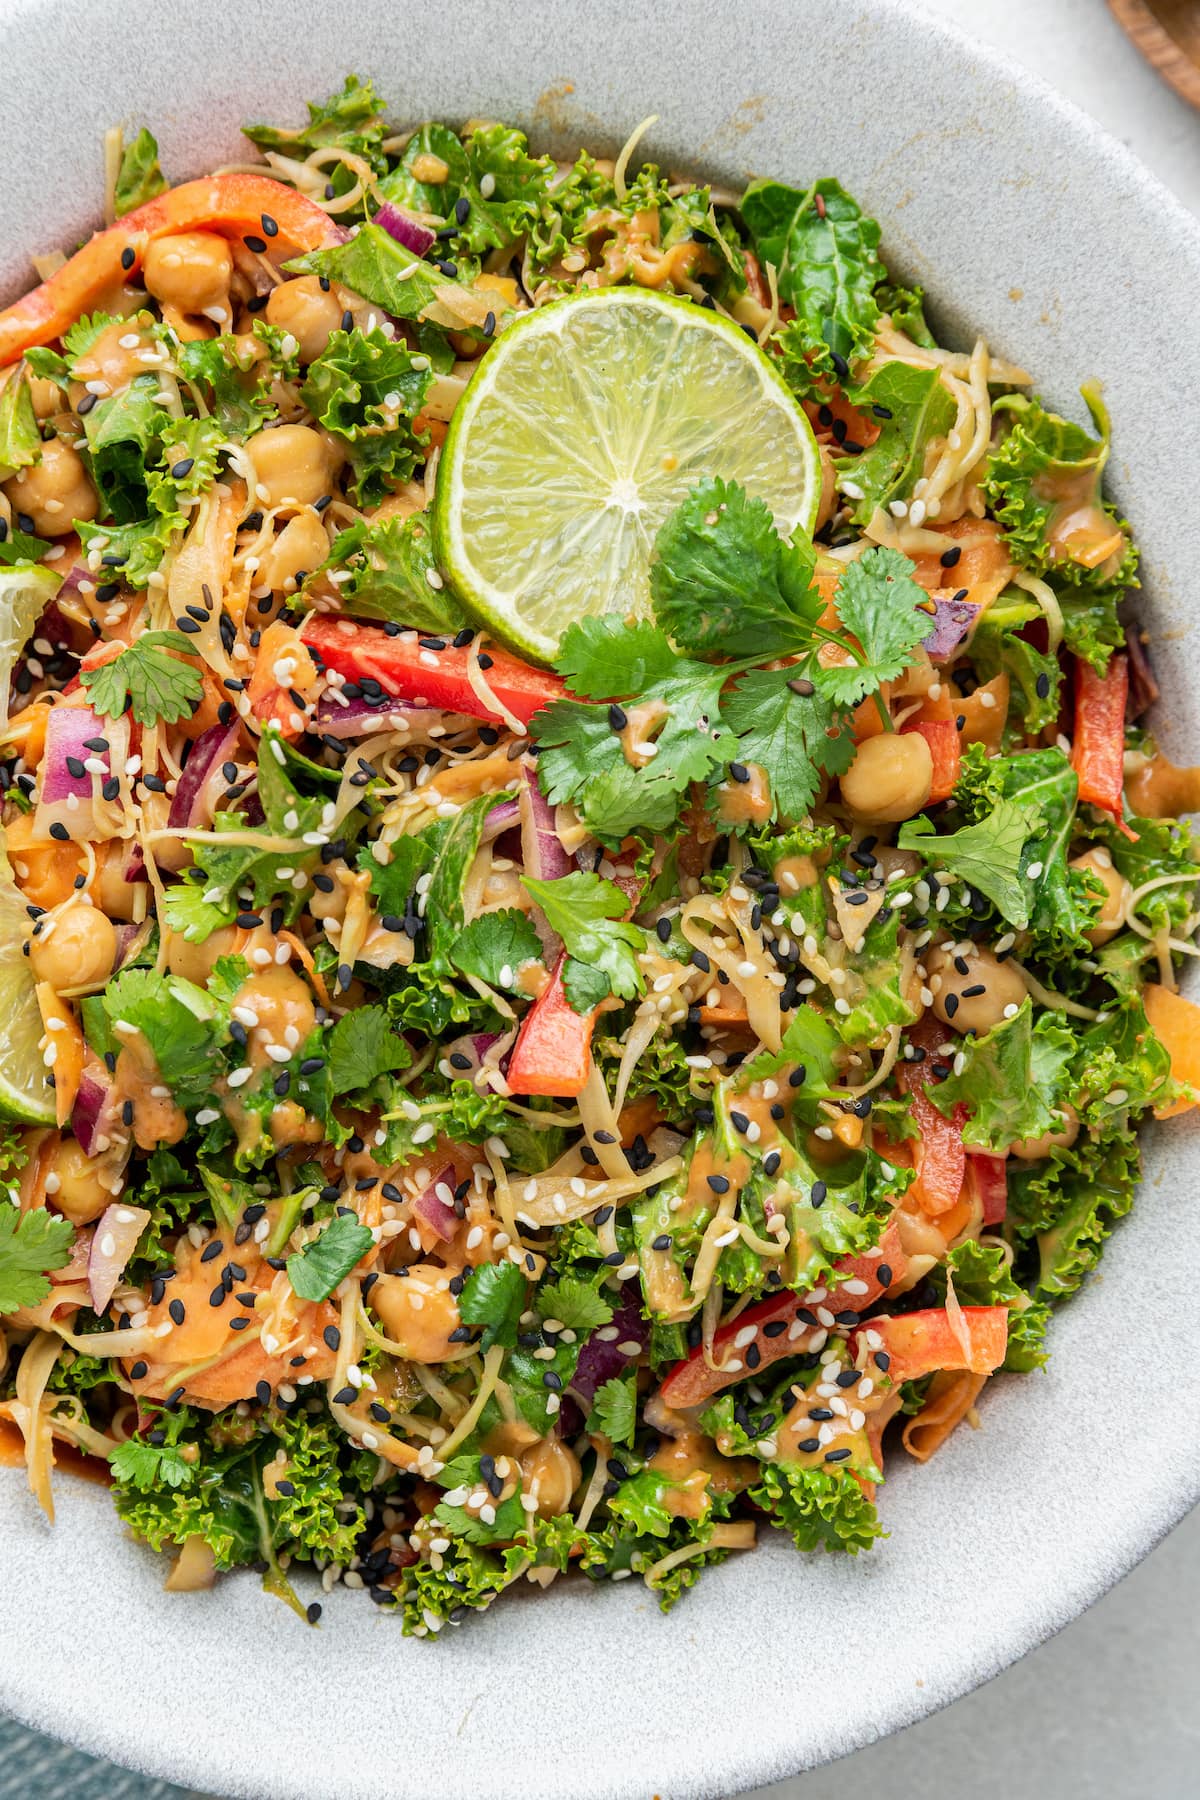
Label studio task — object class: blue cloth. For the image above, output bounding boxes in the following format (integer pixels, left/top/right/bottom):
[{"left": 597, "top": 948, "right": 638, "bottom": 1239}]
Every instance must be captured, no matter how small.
[{"left": 0, "top": 1715, "right": 208, "bottom": 1799}]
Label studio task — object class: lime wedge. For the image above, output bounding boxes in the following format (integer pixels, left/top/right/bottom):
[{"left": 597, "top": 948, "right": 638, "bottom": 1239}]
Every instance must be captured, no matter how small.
[
  {"left": 435, "top": 289, "right": 821, "bottom": 662},
  {"left": 0, "top": 561, "right": 60, "bottom": 1125},
  {"left": 0, "top": 563, "right": 59, "bottom": 724},
  {"left": 0, "top": 836, "right": 54, "bottom": 1125}
]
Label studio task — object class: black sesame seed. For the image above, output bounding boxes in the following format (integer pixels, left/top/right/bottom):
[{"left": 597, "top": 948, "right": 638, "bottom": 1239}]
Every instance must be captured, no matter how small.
[
  {"left": 608, "top": 703, "right": 627, "bottom": 731},
  {"left": 323, "top": 1325, "right": 341, "bottom": 1352},
  {"left": 244, "top": 234, "right": 267, "bottom": 254},
  {"left": 49, "top": 822, "right": 70, "bottom": 842},
  {"left": 129, "top": 1360, "right": 147, "bottom": 1380},
  {"left": 706, "top": 1173, "right": 730, "bottom": 1194},
  {"left": 875, "top": 1351, "right": 892, "bottom": 1372},
  {"left": 944, "top": 993, "right": 960, "bottom": 1018},
  {"left": 651, "top": 1233, "right": 671, "bottom": 1251},
  {"left": 825, "top": 1447, "right": 852, "bottom": 1464},
  {"left": 1035, "top": 672, "right": 1052, "bottom": 699},
  {"left": 762, "top": 1319, "right": 787, "bottom": 1338},
  {"left": 796, "top": 1437, "right": 821, "bottom": 1453},
  {"left": 120, "top": 245, "right": 136, "bottom": 270},
  {"left": 168, "top": 1299, "right": 186, "bottom": 1325},
  {"left": 261, "top": 213, "right": 279, "bottom": 238},
  {"left": 101, "top": 776, "right": 121, "bottom": 802},
  {"left": 728, "top": 761, "right": 750, "bottom": 784},
  {"left": 940, "top": 544, "right": 962, "bottom": 568},
  {"left": 811, "top": 1180, "right": 828, "bottom": 1206}
]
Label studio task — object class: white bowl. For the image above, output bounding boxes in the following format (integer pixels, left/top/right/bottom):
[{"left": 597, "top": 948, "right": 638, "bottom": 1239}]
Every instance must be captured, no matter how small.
[{"left": 2, "top": 1, "right": 1199, "bottom": 1795}]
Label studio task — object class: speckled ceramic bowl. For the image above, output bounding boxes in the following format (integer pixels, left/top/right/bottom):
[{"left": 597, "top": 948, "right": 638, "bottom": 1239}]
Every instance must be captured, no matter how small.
[{"left": 1, "top": 1, "right": 1198, "bottom": 1795}]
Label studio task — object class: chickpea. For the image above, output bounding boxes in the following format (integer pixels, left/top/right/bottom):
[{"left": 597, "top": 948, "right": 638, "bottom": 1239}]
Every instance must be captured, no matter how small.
[
  {"left": 27, "top": 375, "right": 63, "bottom": 420},
  {"left": 265, "top": 276, "right": 345, "bottom": 363},
  {"left": 308, "top": 870, "right": 349, "bottom": 923},
  {"left": 164, "top": 923, "right": 240, "bottom": 985},
  {"left": 49, "top": 1136, "right": 112, "bottom": 1225},
  {"left": 925, "top": 942, "right": 1028, "bottom": 1035},
  {"left": 1071, "top": 847, "right": 1132, "bottom": 947},
  {"left": 249, "top": 424, "right": 340, "bottom": 508},
  {"left": 370, "top": 1265, "right": 462, "bottom": 1361},
  {"left": 1010, "top": 1104, "right": 1080, "bottom": 1161},
  {"left": 4, "top": 439, "right": 97, "bottom": 535},
  {"left": 519, "top": 1435, "right": 582, "bottom": 1518},
  {"left": 257, "top": 511, "right": 330, "bottom": 592},
  {"left": 143, "top": 232, "right": 234, "bottom": 321},
  {"left": 29, "top": 900, "right": 117, "bottom": 990},
  {"left": 90, "top": 843, "right": 141, "bottom": 922},
  {"left": 839, "top": 731, "right": 933, "bottom": 823}
]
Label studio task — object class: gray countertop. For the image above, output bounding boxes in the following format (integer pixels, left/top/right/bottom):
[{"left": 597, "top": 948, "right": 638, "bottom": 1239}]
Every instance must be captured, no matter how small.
[{"left": 755, "top": 3, "right": 1200, "bottom": 1796}]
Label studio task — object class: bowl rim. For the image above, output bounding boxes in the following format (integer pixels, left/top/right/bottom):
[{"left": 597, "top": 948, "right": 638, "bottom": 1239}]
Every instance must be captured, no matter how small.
[{"left": 0, "top": 0, "right": 1199, "bottom": 1794}]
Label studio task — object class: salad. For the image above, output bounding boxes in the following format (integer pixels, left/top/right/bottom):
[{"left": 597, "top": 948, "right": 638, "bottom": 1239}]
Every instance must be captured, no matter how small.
[{"left": 0, "top": 78, "right": 1198, "bottom": 1636}]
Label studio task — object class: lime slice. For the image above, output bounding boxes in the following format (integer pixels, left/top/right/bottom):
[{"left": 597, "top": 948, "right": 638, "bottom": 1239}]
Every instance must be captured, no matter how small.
[
  {"left": 0, "top": 836, "right": 54, "bottom": 1125},
  {"left": 435, "top": 289, "right": 821, "bottom": 662},
  {"left": 0, "top": 562, "right": 60, "bottom": 1125},
  {"left": 0, "top": 563, "right": 59, "bottom": 724}
]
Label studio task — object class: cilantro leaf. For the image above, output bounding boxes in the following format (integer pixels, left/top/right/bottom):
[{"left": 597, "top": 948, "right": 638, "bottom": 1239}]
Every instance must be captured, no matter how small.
[
  {"left": 0, "top": 1206, "right": 73, "bottom": 1315},
  {"left": 113, "top": 127, "right": 168, "bottom": 217},
  {"left": 536, "top": 1275, "right": 613, "bottom": 1331},
  {"left": 522, "top": 872, "right": 645, "bottom": 1010},
  {"left": 741, "top": 177, "right": 883, "bottom": 370},
  {"left": 450, "top": 908, "right": 543, "bottom": 990},
  {"left": 554, "top": 617, "right": 679, "bottom": 697},
  {"left": 314, "top": 514, "right": 464, "bottom": 634},
  {"left": 721, "top": 664, "right": 855, "bottom": 823},
  {"left": 457, "top": 1260, "right": 525, "bottom": 1350},
  {"left": 81, "top": 629, "right": 204, "bottom": 727},
  {"left": 108, "top": 1434, "right": 194, "bottom": 1492},
  {"left": 101, "top": 968, "right": 229, "bottom": 1108},
  {"left": 588, "top": 1373, "right": 637, "bottom": 1447},
  {"left": 928, "top": 1000, "right": 1076, "bottom": 1151},
  {"left": 300, "top": 328, "right": 432, "bottom": 505},
  {"left": 532, "top": 651, "right": 736, "bottom": 846},
  {"left": 898, "top": 798, "right": 1040, "bottom": 929},
  {"left": 287, "top": 1214, "right": 374, "bottom": 1302},
  {"left": 649, "top": 478, "right": 821, "bottom": 658},
  {"left": 818, "top": 547, "right": 931, "bottom": 703},
  {"left": 326, "top": 1004, "right": 411, "bottom": 1098}
]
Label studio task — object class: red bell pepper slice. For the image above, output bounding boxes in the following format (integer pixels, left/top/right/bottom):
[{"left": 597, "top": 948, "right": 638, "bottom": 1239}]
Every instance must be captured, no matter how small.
[
  {"left": 903, "top": 717, "right": 961, "bottom": 804},
  {"left": 0, "top": 174, "right": 344, "bottom": 367},
  {"left": 896, "top": 1020, "right": 966, "bottom": 1216},
  {"left": 1071, "top": 652, "right": 1128, "bottom": 818},
  {"left": 506, "top": 870, "right": 643, "bottom": 1100},
  {"left": 658, "top": 1220, "right": 909, "bottom": 1411},
  {"left": 850, "top": 1304, "right": 1009, "bottom": 1385},
  {"left": 506, "top": 953, "right": 593, "bottom": 1099},
  {"left": 966, "top": 1151, "right": 1008, "bottom": 1225},
  {"left": 301, "top": 614, "right": 564, "bottom": 730}
]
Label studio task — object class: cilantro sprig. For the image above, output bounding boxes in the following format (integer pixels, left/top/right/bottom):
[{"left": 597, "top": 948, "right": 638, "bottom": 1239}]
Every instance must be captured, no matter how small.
[
  {"left": 0, "top": 1206, "right": 73, "bottom": 1315},
  {"left": 81, "top": 631, "right": 204, "bottom": 728},
  {"left": 532, "top": 478, "right": 930, "bottom": 836},
  {"left": 522, "top": 871, "right": 646, "bottom": 1013}
]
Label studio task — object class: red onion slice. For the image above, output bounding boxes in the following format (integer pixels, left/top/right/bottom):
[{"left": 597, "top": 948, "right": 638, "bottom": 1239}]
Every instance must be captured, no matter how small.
[
  {"left": 923, "top": 595, "right": 982, "bottom": 662},
  {"left": 373, "top": 202, "right": 437, "bottom": 258},
  {"left": 314, "top": 692, "right": 441, "bottom": 739},
  {"left": 72, "top": 1066, "right": 121, "bottom": 1155},
  {"left": 519, "top": 764, "right": 571, "bottom": 880},
  {"left": 87, "top": 1202, "right": 151, "bottom": 1314},
  {"left": 412, "top": 1165, "right": 460, "bottom": 1240},
  {"left": 570, "top": 1289, "right": 649, "bottom": 1407},
  {"left": 34, "top": 703, "right": 126, "bottom": 843},
  {"left": 167, "top": 722, "right": 240, "bottom": 832}
]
